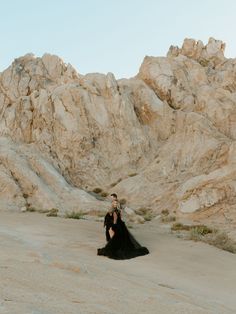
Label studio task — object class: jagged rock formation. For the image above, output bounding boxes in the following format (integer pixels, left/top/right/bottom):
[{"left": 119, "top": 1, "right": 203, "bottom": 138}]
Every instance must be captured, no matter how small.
[{"left": 1, "top": 37, "right": 236, "bottom": 234}]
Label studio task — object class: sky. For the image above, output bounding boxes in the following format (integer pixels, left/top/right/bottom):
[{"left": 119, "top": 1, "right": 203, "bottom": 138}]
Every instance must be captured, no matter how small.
[{"left": 0, "top": 0, "right": 236, "bottom": 79}]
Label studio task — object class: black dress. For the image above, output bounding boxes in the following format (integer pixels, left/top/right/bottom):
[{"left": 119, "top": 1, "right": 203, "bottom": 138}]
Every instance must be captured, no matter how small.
[
  {"left": 97, "top": 209, "right": 149, "bottom": 260},
  {"left": 104, "top": 212, "right": 113, "bottom": 242}
]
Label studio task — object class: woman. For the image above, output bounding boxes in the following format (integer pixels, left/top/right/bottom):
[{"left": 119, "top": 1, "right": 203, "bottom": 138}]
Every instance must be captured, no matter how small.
[{"left": 97, "top": 201, "right": 149, "bottom": 259}]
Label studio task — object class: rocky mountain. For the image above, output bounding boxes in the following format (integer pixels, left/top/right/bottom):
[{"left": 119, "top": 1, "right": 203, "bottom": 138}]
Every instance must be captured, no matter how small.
[{"left": 1, "top": 38, "right": 236, "bottom": 235}]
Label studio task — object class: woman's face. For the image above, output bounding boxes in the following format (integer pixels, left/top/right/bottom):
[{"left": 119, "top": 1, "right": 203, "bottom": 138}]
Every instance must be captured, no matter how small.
[
  {"left": 111, "top": 195, "right": 117, "bottom": 202},
  {"left": 112, "top": 200, "right": 118, "bottom": 208}
]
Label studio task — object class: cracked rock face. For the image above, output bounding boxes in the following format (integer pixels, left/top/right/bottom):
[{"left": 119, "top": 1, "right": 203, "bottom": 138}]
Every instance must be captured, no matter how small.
[{"left": 1, "top": 38, "right": 236, "bottom": 234}]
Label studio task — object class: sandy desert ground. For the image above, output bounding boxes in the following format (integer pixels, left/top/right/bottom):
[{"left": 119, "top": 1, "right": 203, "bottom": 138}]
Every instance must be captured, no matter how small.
[{"left": 0, "top": 211, "right": 236, "bottom": 314}]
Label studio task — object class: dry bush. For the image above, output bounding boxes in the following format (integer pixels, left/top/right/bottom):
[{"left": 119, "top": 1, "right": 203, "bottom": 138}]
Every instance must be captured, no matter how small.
[
  {"left": 162, "top": 215, "right": 176, "bottom": 223},
  {"left": 65, "top": 211, "right": 86, "bottom": 219},
  {"left": 46, "top": 208, "right": 59, "bottom": 217},
  {"left": 172, "top": 222, "right": 236, "bottom": 254},
  {"left": 93, "top": 188, "right": 103, "bottom": 194},
  {"left": 161, "top": 209, "right": 169, "bottom": 216}
]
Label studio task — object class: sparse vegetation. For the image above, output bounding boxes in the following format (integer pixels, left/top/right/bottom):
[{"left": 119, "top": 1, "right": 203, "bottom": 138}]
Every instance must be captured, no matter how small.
[
  {"left": 110, "top": 178, "right": 122, "bottom": 187},
  {"left": 190, "top": 225, "right": 213, "bottom": 237},
  {"left": 160, "top": 209, "right": 176, "bottom": 223},
  {"left": 171, "top": 222, "right": 236, "bottom": 254},
  {"left": 93, "top": 187, "right": 103, "bottom": 194},
  {"left": 101, "top": 192, "right": 108, "bottom": 197},
  {"left": 190, "top": 229, "right": 236, "bottom": 253},
  {"left": 161, "top": 209, "right": 169, "bottom": 216},
  {"left": 23, "top": 193, "right": 29, "bottom": 199},
  {"left": 143, "top": 213, "right": 154, "bottom": 221},
  {"left": 46, "top": 208, "right": 59, "bottom": 217},
  {"left": 199, "top": 58, "right": 210, "bottom": 67},
  {"left": 171, "top": 223, "right": 192, "bottom": 231},
  {"left": 25, "top": 206, "right": 50, "bottom": 214},
  {"left": 26, "top": 207, "right": 36, "bottom": 212},
  {"left": 128, "top": 173, "right": 137, "bottom": 177},
  {"left": 161, "top": 215, "right": 176, "bottom": 223},
  {"left": 135, "top": 207, "right": 155, "bottom": 221},
  {"left": 65, "top": 211, "right": 86, "bottom": 219},
  {"left": 205, "top": 231, "right": 236, "bottom": 254},
  {"left": 171, "top": 223, "right": 213, "bottom": 233},
  {"left": 91, "top": 188, "right": 109, "bottom": 198}
]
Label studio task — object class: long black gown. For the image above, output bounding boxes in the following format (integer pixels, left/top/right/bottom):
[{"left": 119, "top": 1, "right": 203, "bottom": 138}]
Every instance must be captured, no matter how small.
[{"left": 97, "top": 209, "right": 149, "bottom": 260}]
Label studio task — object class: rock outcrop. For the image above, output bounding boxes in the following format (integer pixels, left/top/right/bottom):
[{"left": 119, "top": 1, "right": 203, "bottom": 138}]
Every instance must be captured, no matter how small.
[{"left": 1, "top": 38, "right": 236, "bottom": 234}]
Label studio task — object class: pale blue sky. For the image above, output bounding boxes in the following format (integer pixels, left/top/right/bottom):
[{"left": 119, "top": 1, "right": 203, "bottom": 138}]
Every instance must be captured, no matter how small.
[{"left": 0, "top": 0, "right": 236, "bottom": 78}]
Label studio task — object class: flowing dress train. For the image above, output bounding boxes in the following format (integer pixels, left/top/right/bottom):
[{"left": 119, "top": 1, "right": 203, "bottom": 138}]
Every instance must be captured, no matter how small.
[{"left": 97, "top": 209, "right": 149, "bottom": 260}]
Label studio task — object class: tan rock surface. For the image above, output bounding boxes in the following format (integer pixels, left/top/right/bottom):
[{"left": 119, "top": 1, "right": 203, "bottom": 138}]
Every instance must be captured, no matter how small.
[
  {"left": 1, "top": 38, "right": 236, "bottom": 235},
  {"left": 1, "top": 211, "right": 236, "bottom": 314}
]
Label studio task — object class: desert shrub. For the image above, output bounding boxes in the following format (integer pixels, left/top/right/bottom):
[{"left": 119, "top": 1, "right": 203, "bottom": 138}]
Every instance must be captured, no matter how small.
[
  {"left": 161, "top": 209, "right": 169, "bottom": 216},
  {"left": 134, "top": 207, "right": 155, "bottom": 221},
  {"left": 128, "top": 173, "right": 137, "bottom": 177},
  {"left": 199, "top": 58, "right": 210, "bottom": 67},
  {"left": 172, "top": 222, "right": 236, "bottom": 254},
  {"left": 46, "top": 208, "right": 59, "bottom": 217},
  {"left": 161, "top": 215, "right": 176, "bottom": 223},
  {"left": 26, "top": 207, "right": 36, "bottom": 212},
  {"left": 143, "top": 213, "right": 154, "bottom": 221},
  {"left": 190, "top": 229, "right": 236, "bottom": 254},
  {"left": 171, "top": 223, "right": 191, "bottom": 231},
  {"left": 190, "top": 225, "right": 213, "bottom": 238},
  {"left": 93, "top": 188, "right": 103, "bottom": 194},
  {"left": 65, "top": 211, "right": 85, "bottom": 219},
  {"left": 101, "top": 192, "right": 108, "bottom": 197},
  {"left": 208, "top": 232, "right": 236, "bottom": 253},
  {"left": 110, "top": 178, "right": 122, "bottom": 187}
]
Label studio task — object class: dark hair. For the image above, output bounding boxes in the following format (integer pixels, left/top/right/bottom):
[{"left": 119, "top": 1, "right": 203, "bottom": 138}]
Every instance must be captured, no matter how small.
[{"left": 110, "top": 193, "right": 117, "bottom": 199}]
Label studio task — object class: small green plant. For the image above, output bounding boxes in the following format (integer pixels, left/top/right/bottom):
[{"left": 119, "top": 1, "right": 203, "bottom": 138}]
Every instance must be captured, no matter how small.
[
  {"left": 190, "top": 229, "right": 236, "bottom": 254},
  {"left": 162, "top": 215, "right": 176, "bottom": 223},
  {"left": 199, "top": 58, "right": 210, "bottom": 67},
  {"left": 128, "top": 173, "right": 137, "bottom": 177},
  {"left": 134, "top": 207, "right": 155, "bottom": 221},
  {"left": 26, "top": 207, "right": 36, "bottom": 212},
  {"left": 46, "top": 208, "right": 59, "bottom": 217},
  {"left": 110, "top": 178, "right": 122, "bottom": 187},
  {"left": 161, "top": 209, "right": 169, "bottom": 216},
  {"left": 65, "top": 211, "right": 86, "bottom": 219},
  {"left": 172, "top": 223, "right": 213, "bottom": 233},
  {"left": 171, "top": 223, "right": 191, "bottom": 231},
  {"left": 171, "top": 222, "right": 236, "bottom": 254},
  {"left": 93, "top": 188, "right": 103, "bottom": 194},
  {"left": 143, "top": 213, "right": 154, "bottom": 221},
  {"left": 190, "top": 225, "right": 213, "bottom": 238},
  {"left": 101, "top": 192, "right": 108, "bottom": 197}
]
